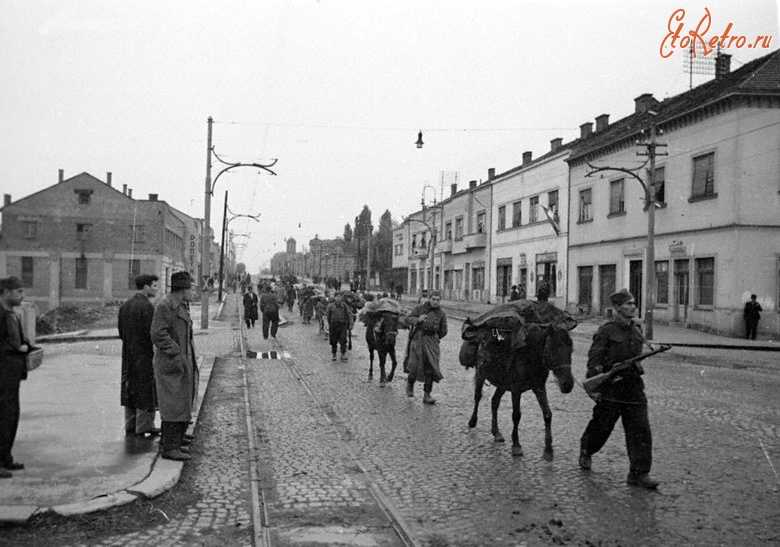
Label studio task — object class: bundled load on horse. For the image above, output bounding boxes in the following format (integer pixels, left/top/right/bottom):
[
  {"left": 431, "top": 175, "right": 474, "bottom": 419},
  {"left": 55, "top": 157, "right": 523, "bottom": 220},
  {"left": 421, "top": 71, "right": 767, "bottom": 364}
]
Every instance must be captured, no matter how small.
[
  {"left": 341, "top": 291, "right": 366, "bottom": 314},
  {"left": 358, "top": 297, "right": 405, "bottom": 383},
  {"left": 461, "top": 299, "right": 578, "bottom": 459}
]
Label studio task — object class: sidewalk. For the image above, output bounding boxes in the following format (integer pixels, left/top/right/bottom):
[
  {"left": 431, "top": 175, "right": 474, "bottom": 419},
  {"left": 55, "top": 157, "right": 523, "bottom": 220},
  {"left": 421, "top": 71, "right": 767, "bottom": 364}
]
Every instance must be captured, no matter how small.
[{"left": 0, "top": 295, "right": 233, "bottom": 525}]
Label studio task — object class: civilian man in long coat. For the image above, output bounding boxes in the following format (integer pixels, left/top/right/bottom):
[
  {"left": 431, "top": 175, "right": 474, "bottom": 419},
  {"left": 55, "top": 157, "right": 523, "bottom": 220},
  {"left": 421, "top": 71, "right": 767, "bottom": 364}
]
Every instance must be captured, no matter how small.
[
  {"left": 401, "top": 291, "right": 448, "bottom": 404},
  {"left": 151, "top": 271, "right": 198, "bottom": 461},
  {"left": 118, "top": 274, "right": 159, "bottom": 437}
]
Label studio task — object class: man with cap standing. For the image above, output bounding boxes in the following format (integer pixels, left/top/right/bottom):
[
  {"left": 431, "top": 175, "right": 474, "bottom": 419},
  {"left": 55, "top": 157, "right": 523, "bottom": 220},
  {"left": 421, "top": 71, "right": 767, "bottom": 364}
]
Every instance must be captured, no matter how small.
[
  {"left": 401, "top": 291, "right": 448, "bottom": 404},
  {"left": 326, "top": 292, "right": 353, "bottom": 361},
  {"left": 0, "top": 276, "right": 30, "bottom": 478},
  {"left": 151, "top": 271, "right": 198, "bottom": 461},
  {"left": 118, "top": 274, "right": 159, "bottom": 438},
  {"left": 579, "top": 288, "right": 659, "bottom": 489}
]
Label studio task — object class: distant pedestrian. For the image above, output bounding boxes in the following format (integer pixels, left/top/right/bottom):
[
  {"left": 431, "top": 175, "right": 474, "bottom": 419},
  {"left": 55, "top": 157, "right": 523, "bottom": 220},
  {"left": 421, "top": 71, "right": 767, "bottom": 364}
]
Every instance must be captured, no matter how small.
[
  {"left": 0, "top": 276, "right": 30, "bottom": 478},
  {"left": 260, "top": 286, "right": 281, "bottom": 340},
  {"left": 395, "top": 285, "right": 403, "bottom": 301},
  {"left": 536, "top": 279, "right": 551, "bottom": 302},
  {"left": 151, "top": 271, "right": 198, "bottom": 461},
  {"left": 243, "top": 285, "right": 259, "bottom": 329},
  {"left": 401, "top": 291, "right": 448, "bottom": 405},
  {"left": 517, "top": 283, "right": 527, "bottom": 299},
  {"left": 417, "top": 288, "right": 428, "bottom": 304},
  {"left": 743, "top": 294, "right": 762, "bottom": 340},
  {"left": 509, "top": 285, "right": 520, "bottom": 301},
  {"left": 286, "top": 285, "right": 296, "bottom": 313},
  {"left": 327, "top": 292, "right": 354, "bottom": 361},
  {"left": 118, "top": 274, "right": 159, "bottom": 438},
  {"left": 579, "top": 289, "right": 658, "bottom": 489}
]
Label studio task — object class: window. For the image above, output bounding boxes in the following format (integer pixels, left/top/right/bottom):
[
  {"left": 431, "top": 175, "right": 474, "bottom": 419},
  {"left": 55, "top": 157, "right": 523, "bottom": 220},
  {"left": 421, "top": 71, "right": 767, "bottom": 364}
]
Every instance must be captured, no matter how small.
[
  {"left": 75, "top": 257, "right": 88, "bottom": 289},
  {"left": 609, "top": 178, "right": 625, "bottom": 215},
  {"left": 445, "top": 221, "right": 452, "bottom": 240},
  {"left": 412, "top": 235, "right": 417, "bottom": 249},
  {"left": 472, "top": 266, "right": 485, "bottom": 290},
  {"left": 77, "top": 224, "right": 92, "bottom": 238},
  {"left": 128, "top": 259, "right": 141, "bottom": 289},
  {"left": 22, "top": 221, "right": 37, "bottom": 239},
  {"left": 695, "top": 257, "right": 714, "bottom": 306},
  {"left": 579, "top": 189, "right": 592, "bottom": 222},
  {"left": 75, "top": 189, "right": 93, "bottom": 205},
  {"left": 420, "top": 232, "right": 426, "bottom": 248},
  {"left": 497, "top": 206, "right": 506, "bottom": 230},
  {"left": 547, "top": 190, "right": 558, "bottom": 213},
  {"left": 476, "top": 211, "right": 486, "bottom": 233},
  {"left": 691, "top": 152, "right": 715, "bottom": 199},
  {"left": 455, "top": 217, "right": 464, "bottom": 239},
  {"left": 536, "top": 261, "right": 557, "bottom": 295},
  {"left": 529, "top": 196, "right": 539, "bottom": 223},
  {"left": 131, "top": 224, "right": 145, "bottom": 244},
  {"left": 21, "top": 257, "right": 33, "bottom": 288},
  {"left": 512, "top": 201, "right": 522, "bottom": 227},
  {"left": 394, "top": 244, "right": 403, "bottom": 256},
  {"left": 653, "top": 166, "right": 665, "bottom": 204},
  {"left": 655, "top": 261, "right": 669, "bottom": 304},
  {"left": 578, "top": 266, "right": 593, "bottom": 307}
]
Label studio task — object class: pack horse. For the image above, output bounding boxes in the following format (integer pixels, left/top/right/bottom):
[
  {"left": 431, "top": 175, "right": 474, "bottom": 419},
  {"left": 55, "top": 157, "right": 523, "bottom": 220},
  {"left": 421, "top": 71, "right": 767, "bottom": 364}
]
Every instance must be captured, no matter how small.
[{"left": 460, "top": 300, "right": 576, "bottom": 460}]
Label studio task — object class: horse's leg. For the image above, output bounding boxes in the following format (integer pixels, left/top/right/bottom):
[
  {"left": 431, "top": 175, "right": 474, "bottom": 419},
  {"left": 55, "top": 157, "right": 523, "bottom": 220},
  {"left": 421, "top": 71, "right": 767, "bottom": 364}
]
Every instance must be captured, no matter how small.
[
  {"left": 510, "top": 389, "right": 523, "bottom": 456},
  {"left": 378, "top": 349, "right": 388, "bottom": 384},
  {"left": 533, "top": 386, "right": 554, "bottom": 461},
  {"left": 386, "top": 345, "right": 398, "bottom": 381},
  {"left": 368, "top": 343, "right": 375, "bottom": 379},
  {"left": 491, "top": 388, "right": 506, "bottom": 443},
  {"left": 468, "top": 373, "right": 483, "bottom": 429}
]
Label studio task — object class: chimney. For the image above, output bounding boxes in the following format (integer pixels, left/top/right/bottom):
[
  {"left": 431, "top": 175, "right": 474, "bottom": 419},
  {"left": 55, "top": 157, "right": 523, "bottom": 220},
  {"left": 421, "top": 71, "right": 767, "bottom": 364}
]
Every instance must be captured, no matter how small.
[
  {"left": 715, "top": 53, "right": 732, "bottom": 79},
  {"left": 122, "top": 184, "right": 127, "bottom": 195},
  {"left": 149, "top": 193, "right": 158, "bottom": 201},
  {"left": 106, "top": 172, "right": 112, "bottom": 187},
  {"left": 469, "top": 180, "right": 477, "bottom": 189},
  {"left": 595, "top": 114, "right": 610, "bottom": 132},
  {"left": 634, "top": 93, "right": 658, "bottom": 114},
  {"left": 488, "top": 167, "right": 496, "bottom": 180},
  {"left": 522, "top": 151, "right": 533, "bottom": 166},
  {"left": 128, "top": 188, "right": 133, "bottom": 198},
  {"left": 3, "top": 194, "right": 11, "bottom": 207},
  {"left": 580, "top": 122, "right": 593, "bottom": 139},
  {"left": 550, "top": 137, "right": 563, "bottom": 152},
  {"left": 58, "top": 169, "right": 64, "bottom": 184}
]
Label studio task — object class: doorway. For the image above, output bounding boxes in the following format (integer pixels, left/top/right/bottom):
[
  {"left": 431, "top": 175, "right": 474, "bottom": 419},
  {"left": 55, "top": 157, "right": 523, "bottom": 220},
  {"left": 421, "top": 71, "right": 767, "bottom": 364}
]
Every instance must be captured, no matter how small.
[
  {"left": 673, "top": 259, "right": 690, "bottom": 322},
  {"left": 629, "top": 260, "right": 643, "bottom": 316}
]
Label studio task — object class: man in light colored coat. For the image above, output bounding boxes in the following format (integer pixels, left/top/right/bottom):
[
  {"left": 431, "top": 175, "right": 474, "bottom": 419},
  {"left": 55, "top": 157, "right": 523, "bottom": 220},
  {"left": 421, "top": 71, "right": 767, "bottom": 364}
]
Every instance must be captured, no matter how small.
[{"left": 151, "top": 271, "right": 198, "bottom": 461}]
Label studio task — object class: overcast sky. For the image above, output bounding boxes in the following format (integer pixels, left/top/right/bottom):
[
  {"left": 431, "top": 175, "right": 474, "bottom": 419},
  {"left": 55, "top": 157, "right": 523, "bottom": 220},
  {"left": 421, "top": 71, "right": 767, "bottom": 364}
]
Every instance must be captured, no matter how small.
[{"left": 1, "top": 0, "right": 777, "bottom": 272}]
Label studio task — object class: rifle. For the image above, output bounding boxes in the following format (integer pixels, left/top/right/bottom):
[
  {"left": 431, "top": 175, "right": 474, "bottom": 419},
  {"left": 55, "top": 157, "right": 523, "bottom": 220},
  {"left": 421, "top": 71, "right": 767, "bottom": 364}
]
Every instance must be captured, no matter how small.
[{"left": 582, "top": 345, "right": 672, "bottom": 398}]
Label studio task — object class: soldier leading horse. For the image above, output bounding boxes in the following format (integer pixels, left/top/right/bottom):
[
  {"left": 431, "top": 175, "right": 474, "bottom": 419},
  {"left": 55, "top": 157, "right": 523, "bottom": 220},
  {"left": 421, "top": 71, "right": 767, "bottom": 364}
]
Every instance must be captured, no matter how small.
[{"left": 466, "top": 321, "right": 575, "bottom": 460}]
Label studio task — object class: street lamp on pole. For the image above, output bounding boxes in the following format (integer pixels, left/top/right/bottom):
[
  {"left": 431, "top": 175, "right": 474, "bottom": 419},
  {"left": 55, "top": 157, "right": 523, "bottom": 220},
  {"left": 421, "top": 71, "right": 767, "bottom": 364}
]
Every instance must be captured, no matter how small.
[
  {"left": 586, "top": 111, "right": 666, "bottom": 339},
  {"left": 202, "top": 116, "right": 277, "bottom": 329}
]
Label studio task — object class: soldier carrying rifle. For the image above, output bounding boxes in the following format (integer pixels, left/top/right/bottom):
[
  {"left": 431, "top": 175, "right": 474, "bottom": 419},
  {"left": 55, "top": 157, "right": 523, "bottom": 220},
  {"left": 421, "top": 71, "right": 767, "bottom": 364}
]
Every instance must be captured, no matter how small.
[{"left": 579, "top": 289, "right": 664, "bottom": 489}]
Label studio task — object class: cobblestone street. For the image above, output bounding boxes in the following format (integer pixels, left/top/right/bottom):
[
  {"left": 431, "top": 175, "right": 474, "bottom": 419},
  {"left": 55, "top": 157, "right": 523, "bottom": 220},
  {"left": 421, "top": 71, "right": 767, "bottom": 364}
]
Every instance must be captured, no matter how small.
[{"left": 249, "top": 310, "right": 780, "bottom": 546}]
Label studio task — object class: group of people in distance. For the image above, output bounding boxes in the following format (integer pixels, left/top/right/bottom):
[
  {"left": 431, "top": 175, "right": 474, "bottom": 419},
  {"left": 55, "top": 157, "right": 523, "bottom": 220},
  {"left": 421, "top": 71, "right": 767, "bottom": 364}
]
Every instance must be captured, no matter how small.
[{"left": 242, "top": 284, "right": 281, "bottom": 340}]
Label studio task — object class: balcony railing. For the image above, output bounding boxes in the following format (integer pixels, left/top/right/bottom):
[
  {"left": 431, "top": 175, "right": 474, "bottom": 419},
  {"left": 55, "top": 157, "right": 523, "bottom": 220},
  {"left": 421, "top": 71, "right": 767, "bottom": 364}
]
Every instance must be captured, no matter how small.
[
  {"left": 437, "top": 239, "right": 453, "bottom": 253},
  {"left": 412, "top": 247, "right": 428, "bottom": 259},
  {"left": 463, "top": 232, "right": 487, "bottom": 249}
]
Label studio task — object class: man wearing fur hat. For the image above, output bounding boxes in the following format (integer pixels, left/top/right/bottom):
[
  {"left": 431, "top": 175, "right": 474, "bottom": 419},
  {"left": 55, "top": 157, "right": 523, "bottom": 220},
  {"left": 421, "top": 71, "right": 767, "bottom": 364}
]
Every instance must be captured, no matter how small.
[
  {"left": 151, "top": 271, "right": 198, "bottom": 461},
  {"left": 579, "top": 288, "right": 659, "bottom": 489},
  {"left": 0, "top": 276, "right": 30, "bottom": 478}
]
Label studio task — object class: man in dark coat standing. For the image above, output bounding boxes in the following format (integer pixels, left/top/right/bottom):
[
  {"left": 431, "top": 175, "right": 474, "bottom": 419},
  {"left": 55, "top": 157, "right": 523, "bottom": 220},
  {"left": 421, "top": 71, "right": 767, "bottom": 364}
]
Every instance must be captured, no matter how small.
[
  {"left": 243, "top": 285, "right": 259, "bottom": 329},
  {"left": 151, "top": 271, "right": 198, "bottom": 461},
  {"left": 401, "top": 291, "right": 448, "bottom": 404},
  {"left": 260, "top": 286, "right": 281, "bottom": 340},
  {"left": 579, "top": 289, "right": 658, "bottom": 489},
  {"left": 118, "top": 274, "right": 159, "bottom": 437},
  {"left": 326, "top": 292, "right": 354, "bottom": 361},
  {"left": 0, "top": 276, "right": 29, "bottom": 478},
  {"left": 743, "top": 294, "right": 762, "bottom": 340}
]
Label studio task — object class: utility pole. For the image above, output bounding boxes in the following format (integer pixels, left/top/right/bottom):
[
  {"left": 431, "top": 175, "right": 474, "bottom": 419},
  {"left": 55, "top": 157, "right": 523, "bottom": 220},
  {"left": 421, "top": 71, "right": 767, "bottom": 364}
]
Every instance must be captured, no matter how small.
[
  {"left": 202, "top": 117, "right": 213, "bottom": 329},
  {"left": 218, "top": 190, "right": 228, "bottom": 302}
]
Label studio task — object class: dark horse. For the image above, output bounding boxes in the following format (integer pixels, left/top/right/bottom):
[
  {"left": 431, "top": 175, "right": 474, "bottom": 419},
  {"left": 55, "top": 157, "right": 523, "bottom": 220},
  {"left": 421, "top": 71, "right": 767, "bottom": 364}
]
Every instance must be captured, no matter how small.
[
  {"left": 467, "top": 322, "right": 575, "bottom": 460},
  {"left": 366, "top": 313, "right": 400, "bottom": 384}
]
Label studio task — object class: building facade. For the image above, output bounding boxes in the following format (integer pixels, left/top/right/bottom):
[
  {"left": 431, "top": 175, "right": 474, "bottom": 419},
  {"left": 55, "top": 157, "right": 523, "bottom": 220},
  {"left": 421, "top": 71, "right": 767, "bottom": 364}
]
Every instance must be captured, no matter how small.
[
  {"left": 0, "top": 170, "right": 216, "bottom": 311},
  {"left": 566, "top": 51, "right": 780, "bottom": 338}
]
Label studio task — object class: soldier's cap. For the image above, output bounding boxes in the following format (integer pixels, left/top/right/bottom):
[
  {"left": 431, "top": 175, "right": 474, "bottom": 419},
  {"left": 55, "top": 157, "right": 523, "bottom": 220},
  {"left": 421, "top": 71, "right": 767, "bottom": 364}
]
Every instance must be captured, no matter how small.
[
  {"left": 0, "top": 276, "right": 23, "bottom": 291},
  {"left": 610, "top": 288, "right": 635, "bottom": 307},
  {"left": 171, "top": 271, "right": 193, "bottom": 289}
]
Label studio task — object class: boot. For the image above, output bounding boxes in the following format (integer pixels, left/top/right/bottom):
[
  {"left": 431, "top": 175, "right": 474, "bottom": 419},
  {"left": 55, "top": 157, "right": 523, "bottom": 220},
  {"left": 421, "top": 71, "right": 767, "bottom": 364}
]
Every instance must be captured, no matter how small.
[
  {"left": 160, "top": 422, "right": 191, "bottom": 461},
  {"left": 423, "top": 393, "right": 436, "bottom": 405},
  {"left": 406, "top": 380, "right": 414, "bottom": 398},
  {"left": 332, "top": 353, "right": 337, "bottom": 361},
  {"left": 340, "top": 352, "right": 348, "bottom": 362},
  {"left": 627, "top": 472, "right": 659, "bottom": 489}
]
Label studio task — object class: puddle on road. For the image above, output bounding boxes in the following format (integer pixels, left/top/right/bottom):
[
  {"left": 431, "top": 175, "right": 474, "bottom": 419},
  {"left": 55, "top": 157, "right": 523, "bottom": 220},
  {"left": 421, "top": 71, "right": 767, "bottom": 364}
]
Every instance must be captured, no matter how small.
[{"left": 280, "top": 525, "right": 381, "bottom": 546}]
